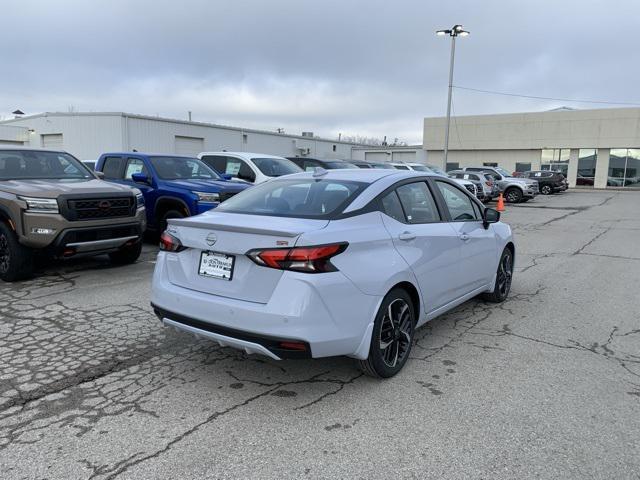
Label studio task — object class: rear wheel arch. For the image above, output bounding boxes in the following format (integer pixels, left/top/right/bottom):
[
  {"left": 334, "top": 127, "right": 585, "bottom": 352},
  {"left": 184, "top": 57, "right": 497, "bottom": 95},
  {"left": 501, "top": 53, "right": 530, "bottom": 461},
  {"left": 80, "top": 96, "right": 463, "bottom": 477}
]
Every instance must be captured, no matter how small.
[
  {"left": 154, "top": 197, "right": 190, "bottom": 223},
  {"left": 505, "top": 241, "right": 515, "bottom": 264},
  {"left": 389, "top": 281, "right": 421, "bottom": 322}
]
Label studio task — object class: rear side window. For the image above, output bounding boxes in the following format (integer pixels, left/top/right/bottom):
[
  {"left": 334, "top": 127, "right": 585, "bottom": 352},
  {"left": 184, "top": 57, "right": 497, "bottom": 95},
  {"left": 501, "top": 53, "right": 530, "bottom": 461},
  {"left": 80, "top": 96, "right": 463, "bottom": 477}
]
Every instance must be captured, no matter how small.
[
  {"left": 251, "top": 157, "right": 301, "bottom": 177},
  {"left": 102, "top": 157, "right": 124, "bottom": 179},
  {"left": 395, "top": 182, "right": 440, "bottom": 224},
  {"left": 381, "top": 191, "right": 406, "bottom": 222},
  {"left": 436, "top": 181, "right": 479, "bottom": 222},
  {"left": 124, "top": 158, "right": 148, "bottom": 179},
  {"left": 216, "top": 178, "right": 366, "bottom": 218},
  {"left": 200, "top": 155, "right": 227, "bottom": 174}
]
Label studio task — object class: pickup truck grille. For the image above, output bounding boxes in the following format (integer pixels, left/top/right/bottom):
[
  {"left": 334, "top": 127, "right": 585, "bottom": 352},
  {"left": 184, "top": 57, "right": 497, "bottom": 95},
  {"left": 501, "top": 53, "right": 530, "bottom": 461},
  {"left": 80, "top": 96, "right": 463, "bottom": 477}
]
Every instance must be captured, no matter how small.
[
  {"left": 219, "top": 192, "right": 239, "bottom": 202},
  {"left": 65, "top": 197, "right": 135, "bottom": 221}
]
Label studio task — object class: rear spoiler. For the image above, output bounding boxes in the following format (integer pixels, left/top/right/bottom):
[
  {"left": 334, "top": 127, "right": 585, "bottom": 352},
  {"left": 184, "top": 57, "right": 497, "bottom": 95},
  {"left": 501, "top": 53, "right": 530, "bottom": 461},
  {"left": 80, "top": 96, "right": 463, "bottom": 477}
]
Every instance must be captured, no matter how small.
[{"left": 167, "top": 217, "right": 301, "bottom": 237}]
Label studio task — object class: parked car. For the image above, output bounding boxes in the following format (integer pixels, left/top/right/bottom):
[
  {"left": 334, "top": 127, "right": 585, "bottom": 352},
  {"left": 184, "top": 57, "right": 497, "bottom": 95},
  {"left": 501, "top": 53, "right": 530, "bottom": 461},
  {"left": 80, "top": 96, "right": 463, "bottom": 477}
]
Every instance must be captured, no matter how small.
[
  {"left": 0, "top": 147, "right": 146, "bottom": 281},
  {"left": 448, "top": 170, "right": 499, "bottom": 202},
  {"left": 82, "top": 160, "right": 97, "bottom": 170},
  {"left": 521, "top": 170, "right": 568, "bottom": 194},
  {"left": 390, "top": 162, "right": 435, "bottom": 172},
  {"left": 151, "top": 168, "right": 514, "bottom": 378},
  {"left": 352, "top": 160, "right": 396, "bottom": 169},
  {"left": 287, "top": 157, "right": 358, "bottom": 170},
  {"left": 198, "top": 152, "right": 302, "bottom": 184},
  {"left": 402, "top": 163, "right": 479, "bottom": 198},
  {"left": 95, "top": 153, "right": 250, "bottom": 232},
  {"left": 462, "top": 166, "right": 539, "bottom": 203}
]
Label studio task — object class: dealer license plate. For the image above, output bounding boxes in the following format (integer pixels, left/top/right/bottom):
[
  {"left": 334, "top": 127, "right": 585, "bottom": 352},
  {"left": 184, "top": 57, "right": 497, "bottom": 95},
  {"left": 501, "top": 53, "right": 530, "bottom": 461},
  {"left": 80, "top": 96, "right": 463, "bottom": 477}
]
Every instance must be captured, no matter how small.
[{"left": 198, "top": 251, "right": 234, "bottom": 281}]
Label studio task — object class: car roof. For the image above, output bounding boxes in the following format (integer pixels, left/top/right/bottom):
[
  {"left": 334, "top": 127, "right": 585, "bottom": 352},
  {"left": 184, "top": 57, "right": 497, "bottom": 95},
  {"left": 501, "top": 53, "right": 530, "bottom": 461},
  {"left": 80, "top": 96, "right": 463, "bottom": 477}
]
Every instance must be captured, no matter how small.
[
  {"left": 0, "top": 146, "right": 68, "bottom": 153},
  {"left": 287, "top": 157, "right": 350, "bottom": 162},
  {"left": 281, "top": 167, "right": 434, "bottom": 184},
  {"left": 99, "top": 152, "right": 198, "bottom": 158},
  {"left": 199, "top": 152, "right": 288, "bottom": 160}
]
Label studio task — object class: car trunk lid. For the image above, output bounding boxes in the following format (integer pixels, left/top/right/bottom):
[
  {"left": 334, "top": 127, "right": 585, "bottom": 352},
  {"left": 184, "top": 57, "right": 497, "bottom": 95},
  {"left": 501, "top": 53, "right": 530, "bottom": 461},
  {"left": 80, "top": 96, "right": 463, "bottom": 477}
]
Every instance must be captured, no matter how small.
[{"left": 164, "top": 212, "right": 329, "bottom": 303}]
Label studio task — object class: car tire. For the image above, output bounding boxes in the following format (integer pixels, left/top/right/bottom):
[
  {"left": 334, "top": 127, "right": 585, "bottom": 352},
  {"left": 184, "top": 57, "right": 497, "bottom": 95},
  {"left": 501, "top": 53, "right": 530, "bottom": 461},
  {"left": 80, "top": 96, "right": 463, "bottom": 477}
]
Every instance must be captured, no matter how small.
[
  {"left": 540, "top": 184, "right": 553, "bottom": 195},
  {"left": 504, "top": 187, "right": 523, "bottom": 203},
  {"left": 159, "top": 209, "right": 185, "bottom": 233},
  {"left": 0, "top": 221, "right": 34, "bottom": 282},
  {"left": 357, "top": 288, "right": 415, "bottom": 378},
  {"left": 482, "top": 247, "right": 514, "bottom": 303},
  {"left": 109, "top": 240, "right": 142, "bottom": 265}
]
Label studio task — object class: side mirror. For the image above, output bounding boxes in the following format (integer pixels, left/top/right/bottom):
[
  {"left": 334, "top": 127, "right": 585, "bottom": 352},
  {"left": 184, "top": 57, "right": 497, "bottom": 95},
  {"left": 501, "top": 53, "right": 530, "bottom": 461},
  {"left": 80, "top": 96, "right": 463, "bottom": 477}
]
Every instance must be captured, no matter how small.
[
  {"left": 131, "top": 173, "right": 150, "bottom": 184},
  {"left": 483, "top": 208, "right": 500, "bottom": 229},
  {"left": 220, "top": 173, "right": 233, "bottom": 180},
  {"left": 94, "top": 171, "right": 105, "bottom": 179}
]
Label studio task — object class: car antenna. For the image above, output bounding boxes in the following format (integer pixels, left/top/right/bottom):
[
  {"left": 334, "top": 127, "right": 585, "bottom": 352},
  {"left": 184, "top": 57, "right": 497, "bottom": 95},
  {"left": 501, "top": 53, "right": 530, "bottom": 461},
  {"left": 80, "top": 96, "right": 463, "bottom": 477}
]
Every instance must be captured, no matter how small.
[{"left": 312, "top": 167, "right": 328, "bottom": 178}]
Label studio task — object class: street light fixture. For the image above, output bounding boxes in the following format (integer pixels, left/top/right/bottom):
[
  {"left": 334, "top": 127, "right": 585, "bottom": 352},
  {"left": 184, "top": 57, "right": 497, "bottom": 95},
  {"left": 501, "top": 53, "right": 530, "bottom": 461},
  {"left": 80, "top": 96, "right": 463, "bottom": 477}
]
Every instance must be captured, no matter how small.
[{"left": 436, "top": 24, "right": 469, "bottom": 168}]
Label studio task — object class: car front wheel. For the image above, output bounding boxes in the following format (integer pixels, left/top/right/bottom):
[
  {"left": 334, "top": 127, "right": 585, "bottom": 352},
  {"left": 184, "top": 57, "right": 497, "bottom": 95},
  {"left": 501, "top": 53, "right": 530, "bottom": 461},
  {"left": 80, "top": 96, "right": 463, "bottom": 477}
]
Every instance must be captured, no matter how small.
[
  {"left": 540, "top": 184, "right": 553, "bottom": 195},
  {"left": 483, "top": 247, "right": 514, "bottom": 303},
  {"left": 504, "top": 187, "right": 523, "bottom": 203},
  {"left": 0, "top": 221, "right": 34, "bottom": 282},
  {"left": 357, "top": 288, "right": 415, "bottom": 378}
]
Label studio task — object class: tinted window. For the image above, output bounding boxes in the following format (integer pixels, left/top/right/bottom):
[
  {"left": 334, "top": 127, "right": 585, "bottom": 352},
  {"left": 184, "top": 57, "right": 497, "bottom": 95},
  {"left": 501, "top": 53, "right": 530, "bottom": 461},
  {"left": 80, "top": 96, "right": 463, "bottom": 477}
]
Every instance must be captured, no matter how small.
[
  {"left": 325, "top": 161, "right": 357, "bottom": 169},
  {"left": 394, "top": 165, "right": 410, "bottom": 170},
  {"left": 302, "top": 159, "right": 320, "bottom": 171},
  {"left": 395, "top": 182, "right": 440, "bottom": 224},
  {"left": 102, "top": 157, "right": 124, "bottom": 179},
  {"left": 124, "top": 158, "right": 148, "bottom": 179},
  {"left": 200, "top": 155, "right": 227, "bottom": 174},
  {"left": 381, "top": 191, "right": 406, "bottom": 222},
  {"left": 436, "top": 181, "right": 479, "bottom": 222},
  {"left": 0, "top": 150, "right": 92, "bottom": 180},
  {"left": 216, "top": 178, "right": 366, "bottom": 218},
  {"left": 149, "top": 156, "right": 219, "bottom": 180},
  {"left": 251, "top": 157, "right": 302, "bottom": 177},
  {"left": 411, "top": 165, "right": 430, "bottom": 172}
]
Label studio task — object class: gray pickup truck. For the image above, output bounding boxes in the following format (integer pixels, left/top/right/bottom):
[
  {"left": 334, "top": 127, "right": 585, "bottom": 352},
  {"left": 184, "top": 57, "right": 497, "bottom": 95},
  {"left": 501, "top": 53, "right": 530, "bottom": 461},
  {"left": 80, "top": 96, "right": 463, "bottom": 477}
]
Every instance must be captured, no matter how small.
[
  {"left": 0, "top": 147, "right": 146, "bottom": 282},
  {"left": 462, "top": 166, "right": 539, "bottom": 203}
]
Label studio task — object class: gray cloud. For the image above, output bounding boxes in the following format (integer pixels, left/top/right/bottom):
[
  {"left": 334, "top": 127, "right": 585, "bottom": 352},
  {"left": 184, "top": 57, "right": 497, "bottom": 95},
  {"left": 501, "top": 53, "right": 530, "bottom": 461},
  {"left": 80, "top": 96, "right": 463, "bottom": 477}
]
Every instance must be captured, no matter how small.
[{"left": 2, "top": 0, "right": 639, "bottom": 143}]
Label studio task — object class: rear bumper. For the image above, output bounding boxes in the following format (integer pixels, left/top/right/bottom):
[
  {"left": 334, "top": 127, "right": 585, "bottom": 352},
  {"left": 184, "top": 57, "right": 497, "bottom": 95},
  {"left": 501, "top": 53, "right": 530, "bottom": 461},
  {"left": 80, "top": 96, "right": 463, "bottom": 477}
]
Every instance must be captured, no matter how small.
[{"left": 151, "top": 251, "right": 380, "bottom": 360}]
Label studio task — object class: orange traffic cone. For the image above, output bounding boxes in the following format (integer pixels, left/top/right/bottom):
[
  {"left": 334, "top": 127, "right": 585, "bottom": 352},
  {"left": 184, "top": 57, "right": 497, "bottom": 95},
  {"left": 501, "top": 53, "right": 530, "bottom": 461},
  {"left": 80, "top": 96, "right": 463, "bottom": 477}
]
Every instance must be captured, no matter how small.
[{"left": 496, "top": 193, "right": 505, "bottom": 212}]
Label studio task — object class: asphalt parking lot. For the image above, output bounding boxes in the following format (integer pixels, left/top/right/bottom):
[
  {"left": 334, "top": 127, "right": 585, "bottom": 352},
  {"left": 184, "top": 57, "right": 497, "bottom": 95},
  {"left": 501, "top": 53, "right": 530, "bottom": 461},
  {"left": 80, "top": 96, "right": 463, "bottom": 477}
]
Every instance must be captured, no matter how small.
[{"left": 1, "top": 190, "right": 639, "bottom": 479}]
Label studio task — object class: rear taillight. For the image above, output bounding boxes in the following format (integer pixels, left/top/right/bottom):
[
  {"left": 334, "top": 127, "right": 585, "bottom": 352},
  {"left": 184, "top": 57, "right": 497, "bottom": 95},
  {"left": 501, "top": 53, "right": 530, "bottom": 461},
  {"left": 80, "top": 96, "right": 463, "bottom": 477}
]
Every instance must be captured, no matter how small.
[
  {"left": 246, "top": 243, "right": 347, "bottom": 273},
  {"left": 159, "top": 231, "right": 186, "bottom": 252}
]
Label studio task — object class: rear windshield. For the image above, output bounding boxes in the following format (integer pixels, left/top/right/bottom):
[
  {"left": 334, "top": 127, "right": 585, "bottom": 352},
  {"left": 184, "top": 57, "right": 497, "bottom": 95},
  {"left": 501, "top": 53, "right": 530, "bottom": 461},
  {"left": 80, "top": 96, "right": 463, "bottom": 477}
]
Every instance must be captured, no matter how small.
[
  {"left": 326, "top": 161, "right": 357, "bottom": 169},
  {"left": 411, "top": 165, "right": 430, "bottom": 172},
  {"left": 216, "top": 178, "right": 367, "bottom": 218},
  {"left": 149, "top": 156, "right": 219, "bottom": 180},
  {"left": 251, "top": 157, "right": 302, "bottom": 177},
  {"left": 0, "top": 150, "right": 93, "bottom": 180}
]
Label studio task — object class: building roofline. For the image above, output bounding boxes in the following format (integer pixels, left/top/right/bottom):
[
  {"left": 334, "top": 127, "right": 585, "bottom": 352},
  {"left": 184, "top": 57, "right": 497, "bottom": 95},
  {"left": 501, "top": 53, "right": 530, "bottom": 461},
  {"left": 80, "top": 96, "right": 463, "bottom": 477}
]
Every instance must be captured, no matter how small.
[
  {"left": 1, "top": 111, "right": 369, "bottom": 146},
  {"left": 424, "top": 106, "right": 640, "bottom": 122}
]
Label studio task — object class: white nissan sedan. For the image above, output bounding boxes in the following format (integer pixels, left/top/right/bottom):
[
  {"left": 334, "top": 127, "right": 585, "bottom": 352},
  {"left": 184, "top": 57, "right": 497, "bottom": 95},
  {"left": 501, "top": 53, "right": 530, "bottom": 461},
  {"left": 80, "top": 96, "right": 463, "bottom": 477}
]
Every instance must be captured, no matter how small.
[{"left": 151, "top": 168, "right": 514, "bottom": 378}]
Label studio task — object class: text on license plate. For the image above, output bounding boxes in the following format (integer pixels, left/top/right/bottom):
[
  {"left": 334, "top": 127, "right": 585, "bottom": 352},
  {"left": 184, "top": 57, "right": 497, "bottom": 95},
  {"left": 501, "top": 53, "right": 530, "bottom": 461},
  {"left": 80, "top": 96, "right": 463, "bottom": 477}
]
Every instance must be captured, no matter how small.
[{"left": 198, "top": 251, "right": 235, "bottom": 281}]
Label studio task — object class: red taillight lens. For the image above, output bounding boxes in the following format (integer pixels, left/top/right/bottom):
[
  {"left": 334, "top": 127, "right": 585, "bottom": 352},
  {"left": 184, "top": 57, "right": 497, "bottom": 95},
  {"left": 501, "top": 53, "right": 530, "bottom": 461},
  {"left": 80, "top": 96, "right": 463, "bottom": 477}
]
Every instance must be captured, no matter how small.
[
  {"left": 247, "top": 243, "right": 347, "bottom": 273},
  {"left": 159, "top": 231, "right": 186, "bottom": 252}
]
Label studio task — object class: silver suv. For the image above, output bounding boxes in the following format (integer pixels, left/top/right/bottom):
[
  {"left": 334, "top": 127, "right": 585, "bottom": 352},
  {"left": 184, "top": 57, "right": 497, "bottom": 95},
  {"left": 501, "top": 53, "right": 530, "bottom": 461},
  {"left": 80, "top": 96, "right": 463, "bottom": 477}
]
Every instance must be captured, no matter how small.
[{"left": 462, "top": 166, "right": 538, "bottom": 203}]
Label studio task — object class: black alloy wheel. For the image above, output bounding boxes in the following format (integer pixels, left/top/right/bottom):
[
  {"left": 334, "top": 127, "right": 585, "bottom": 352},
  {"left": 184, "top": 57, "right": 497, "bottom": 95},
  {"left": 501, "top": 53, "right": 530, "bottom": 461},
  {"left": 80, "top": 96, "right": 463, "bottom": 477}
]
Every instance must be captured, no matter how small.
[
  {"left": 540, "top": 184, "right": 553, "bottom": 195},
  {"left": 504, "top": 188, "right": 523, "bottom": 203},
  {"left": 483, "top": 247, "right": 513, "bottom": 303}
]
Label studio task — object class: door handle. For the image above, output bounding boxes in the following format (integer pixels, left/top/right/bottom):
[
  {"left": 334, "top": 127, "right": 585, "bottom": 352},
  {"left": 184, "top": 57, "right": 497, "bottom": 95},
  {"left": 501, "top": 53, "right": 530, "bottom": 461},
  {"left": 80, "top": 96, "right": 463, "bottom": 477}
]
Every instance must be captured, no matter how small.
[
  {"left": 398, "top": 231, "right": 416, "bottom": 241},
  {"left": 459, "top": 233, "right": 470, "bottom": 242}
]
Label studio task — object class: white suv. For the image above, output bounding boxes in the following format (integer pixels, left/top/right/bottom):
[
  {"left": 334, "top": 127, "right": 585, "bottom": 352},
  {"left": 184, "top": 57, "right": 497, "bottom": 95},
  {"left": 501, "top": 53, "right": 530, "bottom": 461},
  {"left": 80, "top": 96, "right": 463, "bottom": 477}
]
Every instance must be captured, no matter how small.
[{"left": 198, "top": 152, "right": 302, "bottom": 184}]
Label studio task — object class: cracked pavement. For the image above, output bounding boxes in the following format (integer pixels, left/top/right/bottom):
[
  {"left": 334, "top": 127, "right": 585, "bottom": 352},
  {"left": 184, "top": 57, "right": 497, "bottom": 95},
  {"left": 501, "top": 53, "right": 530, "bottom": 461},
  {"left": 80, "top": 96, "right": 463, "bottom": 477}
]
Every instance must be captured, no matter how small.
[{"left": 1, "top": 190, "right": 639, "bottom": 479}]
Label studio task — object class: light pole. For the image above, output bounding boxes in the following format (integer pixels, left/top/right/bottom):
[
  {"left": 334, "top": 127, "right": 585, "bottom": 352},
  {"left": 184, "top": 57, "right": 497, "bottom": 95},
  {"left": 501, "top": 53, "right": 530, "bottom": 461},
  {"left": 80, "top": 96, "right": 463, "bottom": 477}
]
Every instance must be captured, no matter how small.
[{"left": 436, "top": 25, "right": 469, "bottom": 169}]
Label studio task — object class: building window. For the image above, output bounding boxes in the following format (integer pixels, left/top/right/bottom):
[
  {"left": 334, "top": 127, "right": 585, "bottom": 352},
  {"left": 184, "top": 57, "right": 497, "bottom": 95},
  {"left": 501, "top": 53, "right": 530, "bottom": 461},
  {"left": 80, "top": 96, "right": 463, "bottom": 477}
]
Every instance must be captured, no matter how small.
[
  {"left": 608, "top": 149, "right": 640, "bottom": 188},
  {"left": 332, "top": 145, "right": 336, "bottom": 152},
  {"left": 483, "top": 162, "right": 498, "bottom": 167},
  {"left": 541, "top": 148, "right": 570, "bottom": 175},
  {"left": 577, "top": 149, "right": 597, "bottom": 187},
  {"left": 515, "top": 162, "right": 531, "bottom": 173},
  {"left": 445, "top": 162, "right": 459, "bottom": 171},
  {"left": 242, "top": 134, "right": 248, "bottom": 144}
]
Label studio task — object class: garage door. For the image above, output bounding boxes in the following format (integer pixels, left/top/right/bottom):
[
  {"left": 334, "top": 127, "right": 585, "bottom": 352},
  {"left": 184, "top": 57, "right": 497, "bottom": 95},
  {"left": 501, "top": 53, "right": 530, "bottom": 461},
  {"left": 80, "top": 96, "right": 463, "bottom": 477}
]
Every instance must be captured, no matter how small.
[
  {"left": 174, "top": 136, "right": 204, "bottom": 156},
  {"left": 392, "top": 151, "right": 416, "bottom": 162},
  {"left": 365, "top": 152, "right": 389, "bottom": 162},
  {"left": 41, "top": 134, "right": 63, "bottom": 150}
]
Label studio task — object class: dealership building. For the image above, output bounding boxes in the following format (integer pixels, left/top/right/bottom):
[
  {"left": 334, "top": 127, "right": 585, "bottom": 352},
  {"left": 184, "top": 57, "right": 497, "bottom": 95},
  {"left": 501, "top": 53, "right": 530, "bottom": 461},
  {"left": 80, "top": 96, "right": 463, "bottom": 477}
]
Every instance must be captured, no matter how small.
[
  {"left": 0, "top": 112, "right": 363, "bottom": 161},
  {"left": 424, "top": 107, "right": 640, "bottom": 189}
]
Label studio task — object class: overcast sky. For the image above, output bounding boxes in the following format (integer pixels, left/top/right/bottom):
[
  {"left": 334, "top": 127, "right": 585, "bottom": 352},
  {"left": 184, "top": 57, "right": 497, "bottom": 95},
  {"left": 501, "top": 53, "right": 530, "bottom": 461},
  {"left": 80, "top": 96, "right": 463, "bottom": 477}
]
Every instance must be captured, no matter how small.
[{"left": 2, "top": 0, "right": 639, "bottom": 143}]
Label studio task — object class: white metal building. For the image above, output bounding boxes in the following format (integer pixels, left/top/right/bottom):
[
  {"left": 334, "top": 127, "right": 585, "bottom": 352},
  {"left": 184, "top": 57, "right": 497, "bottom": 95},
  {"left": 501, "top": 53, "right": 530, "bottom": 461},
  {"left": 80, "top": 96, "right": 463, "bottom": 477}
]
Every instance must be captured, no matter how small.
[
  {"left": 350, "top": 145, "right": 428, "bottom": 164},
  {"left": 1, "top": 112, "right": 365, "bottom": 161}
]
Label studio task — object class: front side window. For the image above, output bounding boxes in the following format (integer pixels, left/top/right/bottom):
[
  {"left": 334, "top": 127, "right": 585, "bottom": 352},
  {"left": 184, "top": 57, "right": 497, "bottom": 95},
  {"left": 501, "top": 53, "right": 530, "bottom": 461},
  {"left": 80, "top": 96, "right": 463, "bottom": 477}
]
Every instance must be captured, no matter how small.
[
  {"left": 102, "top": 157, "right": 124, "bottom": 179},
  {"left": 436, "top": 181, "right": 479, "bottom": 222},
  {"left": 149, "top": 156, "right": 219, "bottom": 180},
  {"left": 395, "top": 182, "right": 440, "bottom": 224},
  {"left": 200, "top": 155, "right": 227, "bottom": 174},
  {"left": 216, "top": 178, "right": 366, "bottom": 218},
  {"left": 0, "top": 150, "right": 93, "bottom": 180},
  {"left": 251, "top": 157, "right": 302, "bottom": 177}
]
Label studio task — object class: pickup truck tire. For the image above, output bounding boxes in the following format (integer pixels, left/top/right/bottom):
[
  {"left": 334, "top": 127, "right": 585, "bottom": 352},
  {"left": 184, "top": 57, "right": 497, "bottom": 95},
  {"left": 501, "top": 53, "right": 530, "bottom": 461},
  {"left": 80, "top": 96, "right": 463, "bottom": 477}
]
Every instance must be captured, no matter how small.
[
  {"left": 0, "top": 221, "right": 34, "bottom": 282},
  {"left": 504, "top": 187, "right": 523, "bottom": 203},
  {"left": 540, "top": 184, "right": 553, "bottom": 195},
  {"left": 109, "top": 241, "right": 142, "bottom": 265},
  {"left": 159, "top": 210, "right": 185, "bottom": 233}
]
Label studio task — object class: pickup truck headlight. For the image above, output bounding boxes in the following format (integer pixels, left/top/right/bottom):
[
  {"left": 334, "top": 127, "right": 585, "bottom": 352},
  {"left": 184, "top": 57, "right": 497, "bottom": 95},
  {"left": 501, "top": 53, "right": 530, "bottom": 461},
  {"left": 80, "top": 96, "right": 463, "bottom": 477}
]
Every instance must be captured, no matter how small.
[
  {"left": 18, "top": 196, "right": 59, "bottom": 214},
  {"left": 136, "top": 193, "right": 145, "bottom": 208},
  {"left": 194, "top": 191, "right": 220, "bottom": 203}
]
